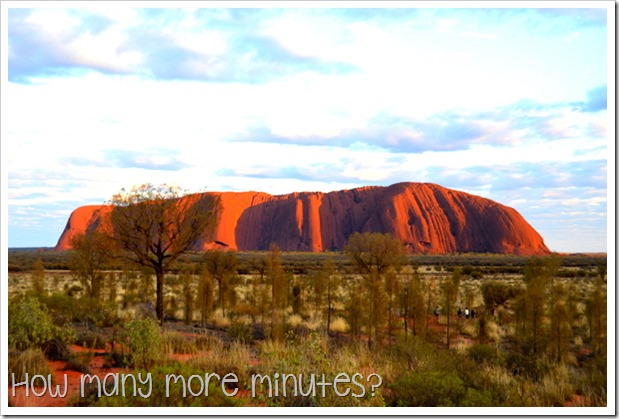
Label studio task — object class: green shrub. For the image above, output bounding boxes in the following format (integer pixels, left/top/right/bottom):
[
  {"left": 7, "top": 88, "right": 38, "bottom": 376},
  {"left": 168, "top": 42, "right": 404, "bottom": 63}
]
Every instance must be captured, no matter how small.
[
  {"left": 505, "top": 352, "right": 551, "bottom": 381},
  {"left": 468, "top": 344, "right": 501, "bottom": 366},
  {"left": 125, "top": 318, "right": 162, "bottom": 369},
  {"left": 37, "top": 293, "right": 79, "bottom": 323},
  {"left": 75, "top": 330, "right": 106, "bottom": 350},
  {"left": 471, "top": 271, "right": 483, "bottom": 279},
  {"left": 229, "top": 321, "right": 253, "bottom": 344},
  {"left": 8, "top": 295, "right": 75, "bottom": 353},
  {"left": 389, "top": 370, "right": 466, "bottom": 406},
  {"left": 38, "top": 293, "right": 118, "bottom": 327},
  {"left": 481, "top": 281, "right": 511, "bottom": 310},
  {"left": 461, "top": 388, "right": 497, "bottom": 406}
]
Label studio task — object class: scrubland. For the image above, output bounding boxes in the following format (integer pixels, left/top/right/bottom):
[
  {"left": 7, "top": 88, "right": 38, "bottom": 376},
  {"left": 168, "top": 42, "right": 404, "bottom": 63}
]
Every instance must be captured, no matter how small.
[{"left": 7, "top": 249, "right": 607, "bottom": 408}]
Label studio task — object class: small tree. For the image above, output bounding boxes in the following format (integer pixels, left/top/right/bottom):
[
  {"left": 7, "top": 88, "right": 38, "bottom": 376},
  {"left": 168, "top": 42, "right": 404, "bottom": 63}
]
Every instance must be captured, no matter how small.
[
  {"left": 267, "top": 244, "right": 286, "bottom": 341},
  {"left": 345, "top": 278, "right": 365, "bottom": 340},
  {"left": 345, "top": 232, "right": 407, "bottom": 348},
  {"left": 69, "top": 230, "right": 113, "bottom": 299},
  {"left": 252, "top": 256, "right": 269, "bottom": 283},
  {"left": 323, "top": 259, "right": 337, "bottom": 334},
  {"left": 311, "top": 259, "right": 337, "bottom": 331},
  {"left": 442, "top": 268, "right": 461, "bottom": 349},
  {"left": 402, "top": 267, "right": 427, "bottom": 339},
  {"left": 108, "top": 184, "right": 220, "bottom": 324},
  {"left": 31, "top": 257, "right": 46, "bottom": 295},
  {"left": 425, "top": 277, "right": 437, "bottom": 334},
  {"left": 198, "top": 266, "right": 214, "bottom": 326},
  {"left": 481, "top": 281, "right": 517, "bottom": 314},
  {"left": 312, "top": 268, "right": 326, "bottom": 321},
  {"left": 549, "top": 282, "right": 571, "bottom": 363},
  {"left": 180, "top": 269, "right": 194, "bottom": 325},
  {"left": 586, "top": 266, "right": 607, "bottom": 357},
  {"left": 521, "top": 256, "right": 561, "bottom": 354},
  {"left": 344, "top": 232, "right": 407, "bottom": 277},
  {"left": 385, "top": 270, "right": 401, "bottom": 343},
  {"left": 203, "top": 249, "right": 238, "bottom": 317},
  {"left": 106, "top": 272, "right": 118, "bottom": 305}
]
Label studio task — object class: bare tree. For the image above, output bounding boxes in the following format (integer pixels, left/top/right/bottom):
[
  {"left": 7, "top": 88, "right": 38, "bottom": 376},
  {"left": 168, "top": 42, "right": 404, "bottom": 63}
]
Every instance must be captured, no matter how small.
[{"left": 108, "top": 184, "right": 220, "bottom": 324}]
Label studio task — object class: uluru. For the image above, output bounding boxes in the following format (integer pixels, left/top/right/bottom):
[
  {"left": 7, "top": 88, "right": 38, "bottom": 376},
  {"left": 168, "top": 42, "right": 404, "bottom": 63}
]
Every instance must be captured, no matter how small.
[{"left": 55, "top": 182, "right": 550, "bottom": 256}]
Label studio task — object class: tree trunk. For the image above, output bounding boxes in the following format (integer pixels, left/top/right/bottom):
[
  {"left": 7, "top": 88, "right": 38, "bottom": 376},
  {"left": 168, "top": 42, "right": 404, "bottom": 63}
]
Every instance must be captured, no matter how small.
[
  {"left": 156, "top": 268, "right": 165, "bottom": 325},
  {"left": 326, "top": 282, "right": 332, "bottom": 334},
  {"left": 446, "top": 307, "right": 451, "bottom": 349}
]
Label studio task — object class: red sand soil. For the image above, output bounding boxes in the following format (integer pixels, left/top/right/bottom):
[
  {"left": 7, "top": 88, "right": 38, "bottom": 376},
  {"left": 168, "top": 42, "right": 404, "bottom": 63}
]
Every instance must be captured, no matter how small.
[{"left": 8, "top": 345, "right": 125, "bottom": 408}]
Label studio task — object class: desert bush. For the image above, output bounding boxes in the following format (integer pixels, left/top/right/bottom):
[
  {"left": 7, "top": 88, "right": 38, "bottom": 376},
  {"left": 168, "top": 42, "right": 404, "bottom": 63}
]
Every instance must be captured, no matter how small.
[
  {"left": 253, "top": 333, "right": 387, "bottom": 407},
  {"left": 8, "top": 348, "right": 52, "bottom": 384},
  {"left": 287, "top": 314, "right": 303, "bottom": 329},
  {"left": 390, "top": 335, "right": 447, "bottom": 372},
  {"left": 41, "top": 338, "right": 72, "bottom": 361},
  {"left": 389, "top": 370, "right": 466, "bottom": 406},
  {"left": 462, "top": 265, "right": 483, "bottom": 279},
  {"left": 9, "top": 296, "right": 56, "bottom": 350},
  {"left": 536, "top": 363, "right": 574, "bottom": 406},
  {"left": 38, "top": 293, "right": 118, "bottom": 327},
  {"left": 573, "top": 356, "right": 606, "bottom": 406},
  {"left": 66, "top": 285, "right": 83, "bottom": 297},
  {"left": 210, "top": 309, "right": 231, "bottom": 328},
  {"left": 468, "top": 344, "right": 501, "bottom": 366},
  {"left": 162, "top": 331, "right": 198, "bottom": 355},
  {"left": 8, "top": 295, "right": 75, "bottom": 354},
  {"left": 329, "top": 316, "right": 350, "bottom": 334},
  {"left": 228, "top": 321, "right": 253, "bottom": 344},
  {"left": 194, "top": 335, "right": 219, "bottom": 351},
  {"left": 125, "top": 318, "right": 162, "bottom": 369},
  {"left": 75, "top": 330, "right": 106, "bottom": 350},
  {"left": 460, "top": 387, "right": 496, "bottom": 407},
  {"left": 38, "top": 293, "right": 80, "bottom": 323},
  {"left": 190, "top": 341, "right": 252, "bottom": 378},
  {"left": 481, "top": 281, "right": 523, "bottom": 311},
  {"left": 505, "top": 352, "right": 552, "bottom": 381},
  {"left": 65, "top": 352, "right": 93, "bottom": 375}
]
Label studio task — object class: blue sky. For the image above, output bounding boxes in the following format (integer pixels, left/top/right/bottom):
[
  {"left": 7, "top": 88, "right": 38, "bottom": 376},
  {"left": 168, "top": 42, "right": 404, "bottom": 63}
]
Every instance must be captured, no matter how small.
[{"left": 3, "top": 3, "right": 613, "bottom": 252}]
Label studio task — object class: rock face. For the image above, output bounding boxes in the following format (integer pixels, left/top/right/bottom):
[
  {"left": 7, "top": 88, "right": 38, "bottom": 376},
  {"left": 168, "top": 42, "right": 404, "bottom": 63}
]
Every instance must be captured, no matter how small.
[{"left": 55, "top": 182, "right": 550, "bottom": 255}]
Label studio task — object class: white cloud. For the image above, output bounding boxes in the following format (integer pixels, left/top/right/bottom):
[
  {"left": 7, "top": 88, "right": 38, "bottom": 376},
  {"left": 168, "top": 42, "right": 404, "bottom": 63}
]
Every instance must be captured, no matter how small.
[
  {"left": 4, "top": 6, "right": 610, "bottom": 251},
  {"left": 68, "top": 27, "right": 144, "bottom": 72},
  {"left": 459, "top": 31, "right": 498, "bottom": 40},
  {"left": 24, "top": 9, "right": 81, "bottom": 36}
]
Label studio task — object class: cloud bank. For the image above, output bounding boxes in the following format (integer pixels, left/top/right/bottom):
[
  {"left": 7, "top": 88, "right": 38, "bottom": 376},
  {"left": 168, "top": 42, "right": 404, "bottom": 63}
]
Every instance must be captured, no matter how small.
[{"left": 4, "top": 5, "right": 611, "bottom": 252}]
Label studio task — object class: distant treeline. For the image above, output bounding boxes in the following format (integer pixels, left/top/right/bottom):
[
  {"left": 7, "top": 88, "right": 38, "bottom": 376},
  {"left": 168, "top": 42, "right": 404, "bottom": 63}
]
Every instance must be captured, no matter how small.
[{"left": 8, "top": 248, "right": 606, "bottom": 278}]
